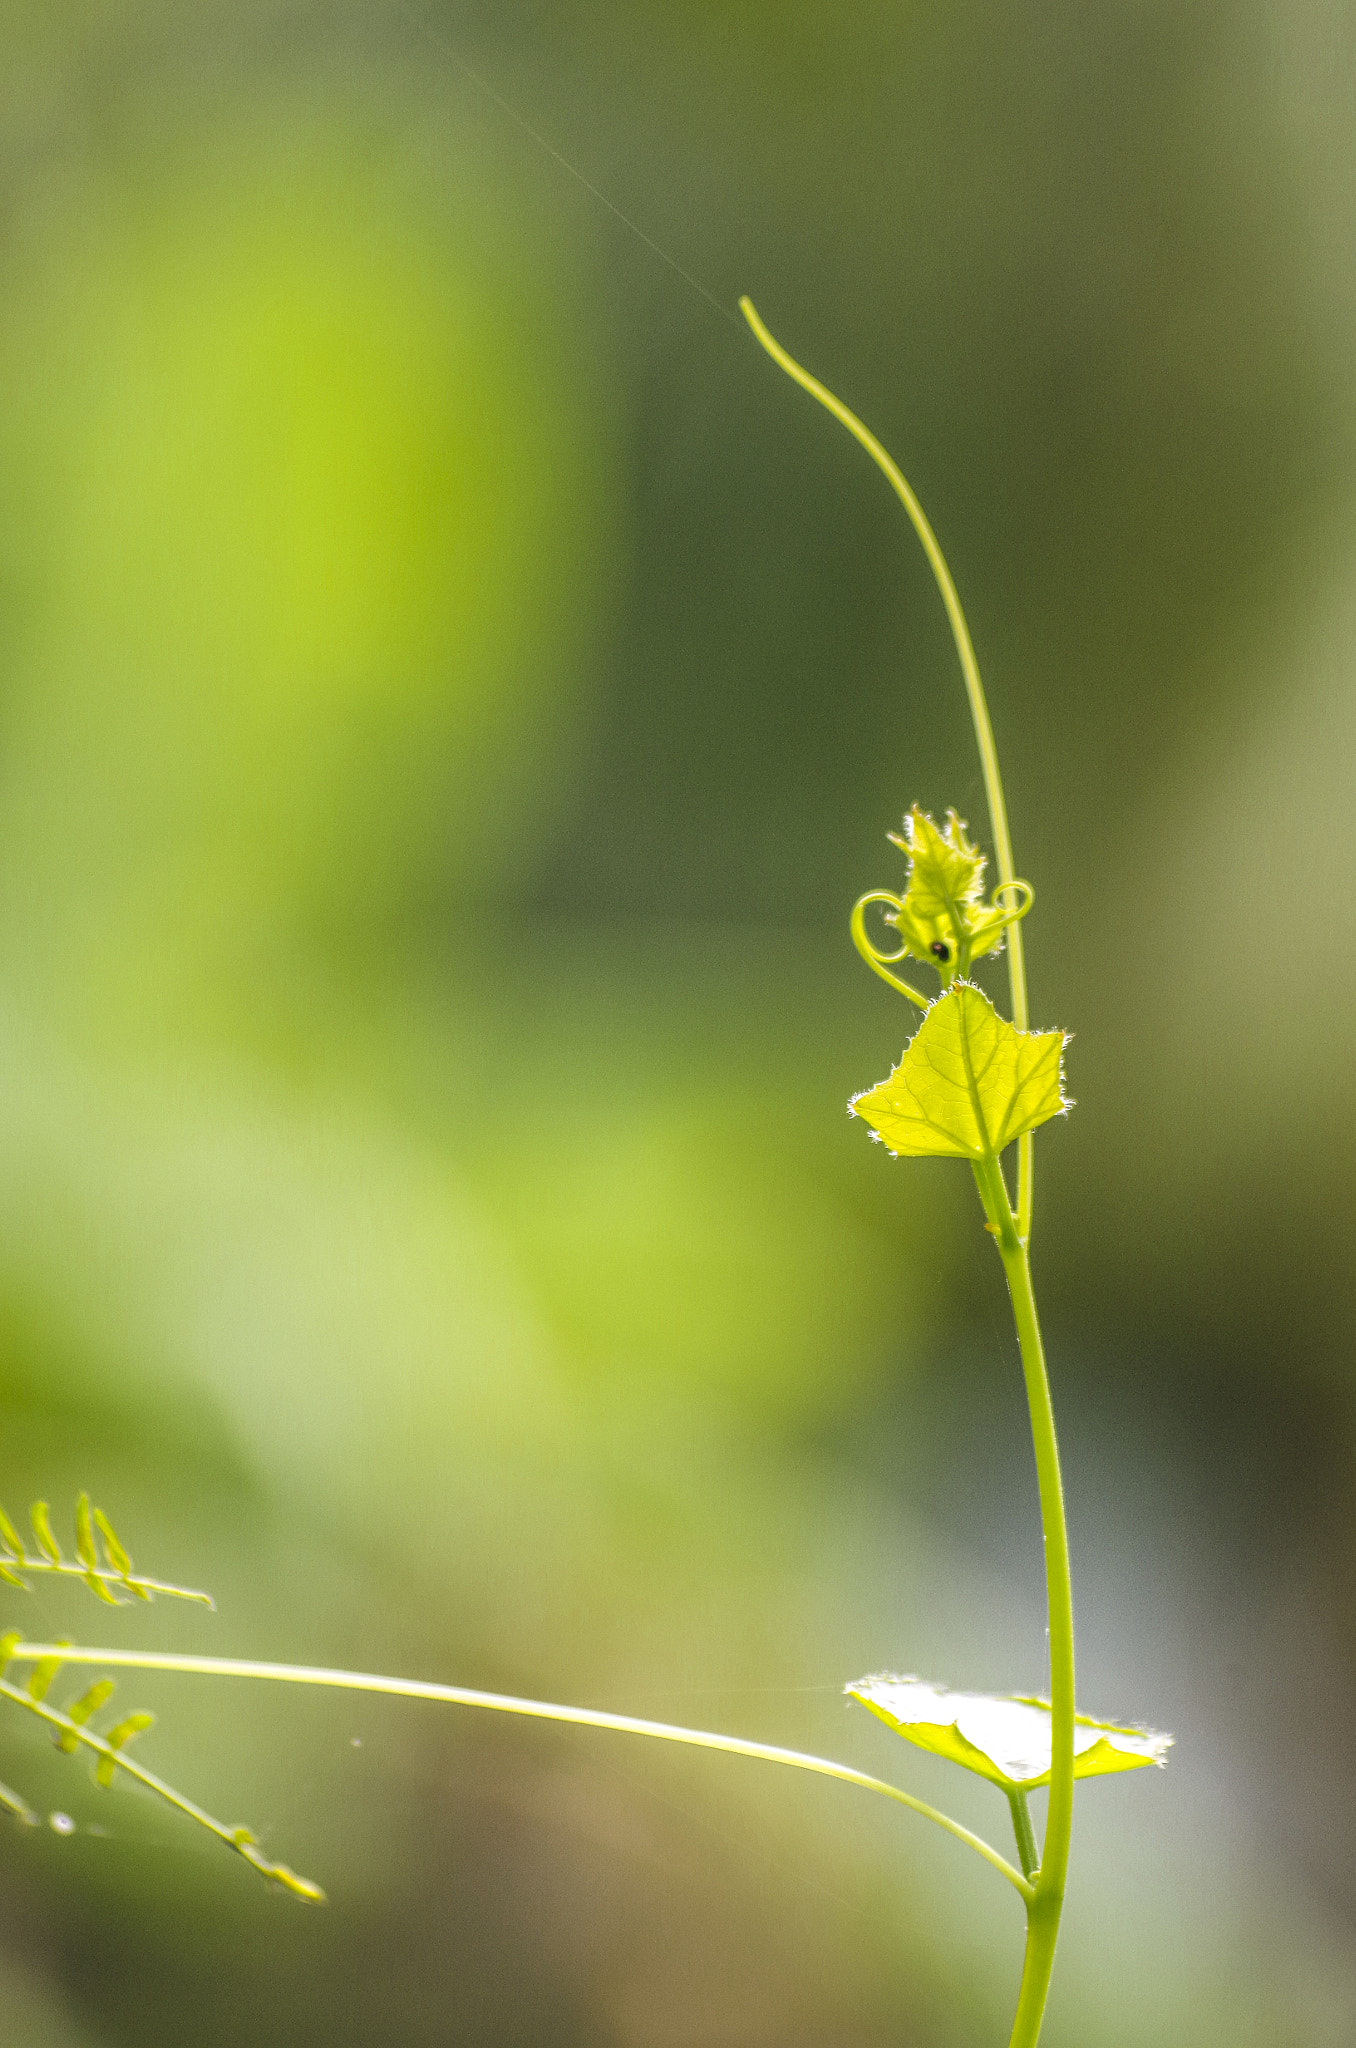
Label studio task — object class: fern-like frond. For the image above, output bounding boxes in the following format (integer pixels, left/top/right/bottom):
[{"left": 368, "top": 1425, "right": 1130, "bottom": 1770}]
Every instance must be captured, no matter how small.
[
  {"left": 0, "top": 1496, "right": 212, "bottom": 1608},
  {"left": 0, "top": 1637, "right": 321, "bottom": 1900}
]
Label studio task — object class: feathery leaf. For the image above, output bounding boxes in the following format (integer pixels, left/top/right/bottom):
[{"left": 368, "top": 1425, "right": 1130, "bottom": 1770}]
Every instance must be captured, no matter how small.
[
  {"left": 73, "top": 1495, "right": 117, "bottom": 1601},
  {"left": 231, "top": 1828, "right": 327, "bottom": 1902},
  {"left": 92, "top": 1508, "right": 134, "bottom": 1580},
  {"left": 27, "top": 1648, "right": 67, "bottom": 1702},
  {"left": 66, "top": 1680, "right": 116, "bottom": 1726},
  {"left": 74, "top": 1495, "right": 97, "bottom": 1572},
  {"left": 0, "top": 1670, "right": 322, "bottom": 1901},
  {"left": 96, "top": 1711, "right": 154, "bottom": 1788},
  {"left": 29, "top": 1502, "right": 61, "bottom": 1565}
]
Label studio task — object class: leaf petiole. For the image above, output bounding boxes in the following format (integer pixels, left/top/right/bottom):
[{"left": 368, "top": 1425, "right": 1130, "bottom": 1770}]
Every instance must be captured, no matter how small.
[
  {"left": 0, "top": 1642, "right": 1033, "bottom": 1901},
  {"left": 1007, "top": 1788, "right": 1040, "bottom": 1883}
]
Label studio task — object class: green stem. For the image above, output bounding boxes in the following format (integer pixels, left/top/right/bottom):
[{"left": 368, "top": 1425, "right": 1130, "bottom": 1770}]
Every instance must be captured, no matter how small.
[
  {"left": 1007, "top": 1788, "right": 1039, "bottom": 1884},
  {"left": 0, "top": 1641, "right": 1032, "bottom": 1899},
  {"left": 740, "top": 298, "right": 1075, "bottom": 2036},
  {"left": 972, "top": 1154, "right": 1075, "bottom": 2048},
  {"left": 739, "top": 296, "right": 1033, "bottom": 1234}
]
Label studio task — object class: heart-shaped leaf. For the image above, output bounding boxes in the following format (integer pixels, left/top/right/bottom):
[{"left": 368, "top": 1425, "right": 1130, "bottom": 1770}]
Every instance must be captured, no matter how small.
[
  {"left": 847, "top": 1674, "right": 1171, "bottom": 1790},
  {"left": 849, "top": 982, "right": 1069, "bottom": 1159}
]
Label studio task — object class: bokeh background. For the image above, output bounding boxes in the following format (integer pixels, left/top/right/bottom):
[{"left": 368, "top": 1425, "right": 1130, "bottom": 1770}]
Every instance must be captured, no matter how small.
[{"left": 0, "top": 2, "right": 1352, "bottom": 2042}]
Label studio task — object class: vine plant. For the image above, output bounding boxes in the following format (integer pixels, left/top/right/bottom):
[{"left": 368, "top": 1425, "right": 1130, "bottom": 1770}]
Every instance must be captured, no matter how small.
[{"left": 0, "top": 305, "right": 1168, "bottom": 2047}]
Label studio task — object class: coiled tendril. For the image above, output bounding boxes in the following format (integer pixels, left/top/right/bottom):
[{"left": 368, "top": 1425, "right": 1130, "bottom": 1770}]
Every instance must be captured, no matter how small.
[{"left": 851, "top": 877, "right": 1033, "bottom": 1007}]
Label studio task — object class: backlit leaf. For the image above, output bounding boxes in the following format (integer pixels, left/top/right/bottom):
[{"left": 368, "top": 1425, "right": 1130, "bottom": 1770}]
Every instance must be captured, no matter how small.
[
  {"left": 27, "top": 1646, "right": 68, "bottom": 1703},
  {"left": 74, "top": 1495, "right": 97, "bottom": 1572},
  {"left": 73, "top": 1494, "right": 120, "bottom": 1602},
  {"left": 65, "top": 1679, "right": 116, "bottom": 1727},
  {"left": 29, "top": 1502, "right": 61, "bottom": 1565},
  {"left": 92, "top": 1508, "right": 133, "bottom": 1578},
  {"left": 96, "top": 1711, "right": 154, "bottom": 1788},
  {"left": 849, "top": 982, "right": 1069, "bottom": 1159},
  {"left": 0, "top": 1515, "right": 25, "bottom": 1589},
  {"left": 892, "top": 807, "right": 985, "bottom": 922},
  {"left": 887, "top": 809, "right": 1014, "bottom": 972},
  {"left": 848, "top": 1675, "right": 1172, "bottom": 1790},
  {"left": 104, "top": 1711, "right": 154, "bottom": 1750}
]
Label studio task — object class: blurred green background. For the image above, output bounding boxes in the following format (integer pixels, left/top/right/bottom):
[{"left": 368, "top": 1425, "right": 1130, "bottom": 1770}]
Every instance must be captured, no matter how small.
[{"left": 0, "top": 2, "right": 1352, "bottom": 2042}]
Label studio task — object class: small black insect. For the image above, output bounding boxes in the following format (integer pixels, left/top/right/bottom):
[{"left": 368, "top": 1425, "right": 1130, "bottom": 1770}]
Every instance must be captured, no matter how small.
[{"left": 930, "top": 941, "right": 951, "bottom": 961}]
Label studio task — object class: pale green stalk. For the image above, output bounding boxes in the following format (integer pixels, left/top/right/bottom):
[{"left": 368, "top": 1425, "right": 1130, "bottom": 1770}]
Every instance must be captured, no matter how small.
[
  {"left": 1, "top": 1641, "right": 1030, "bottom": 1898},
  {"left": 741, "top": 300, "right": 1076, "bottom": 2047},
  {"left": 973, "top": 1155, "right": 1075, "bottom": 2048},
  {"left": 738, "top": 296, "right": 1033, "bottom": 1238}
]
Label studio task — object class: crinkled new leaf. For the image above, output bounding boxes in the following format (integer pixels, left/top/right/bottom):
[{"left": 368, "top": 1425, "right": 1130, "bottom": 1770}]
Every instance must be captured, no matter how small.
[
  {"left": 30, "top": 1502, "right": 61, "bottom": 1565},
  {"left": 848, "top": 1675, "right": 1172, "bottom": 1790},
  {"left": 850, "top": 982, "right": 1069, "bottom": 1159},
  {"left": 889, "top": 808, "right": 1012, "bottom": 969},
  {"left": 894, "top": 807, "right": 985, "bottom": 919}
]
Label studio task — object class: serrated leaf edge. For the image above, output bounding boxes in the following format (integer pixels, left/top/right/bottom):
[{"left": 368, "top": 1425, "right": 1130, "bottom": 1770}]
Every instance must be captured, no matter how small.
[
  {"left": 848, "top": 980, "right": 1073, "bottom": 1160},
  {"left": 845, "top": 1673, "right": 1173, "bottom": 1789}
]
